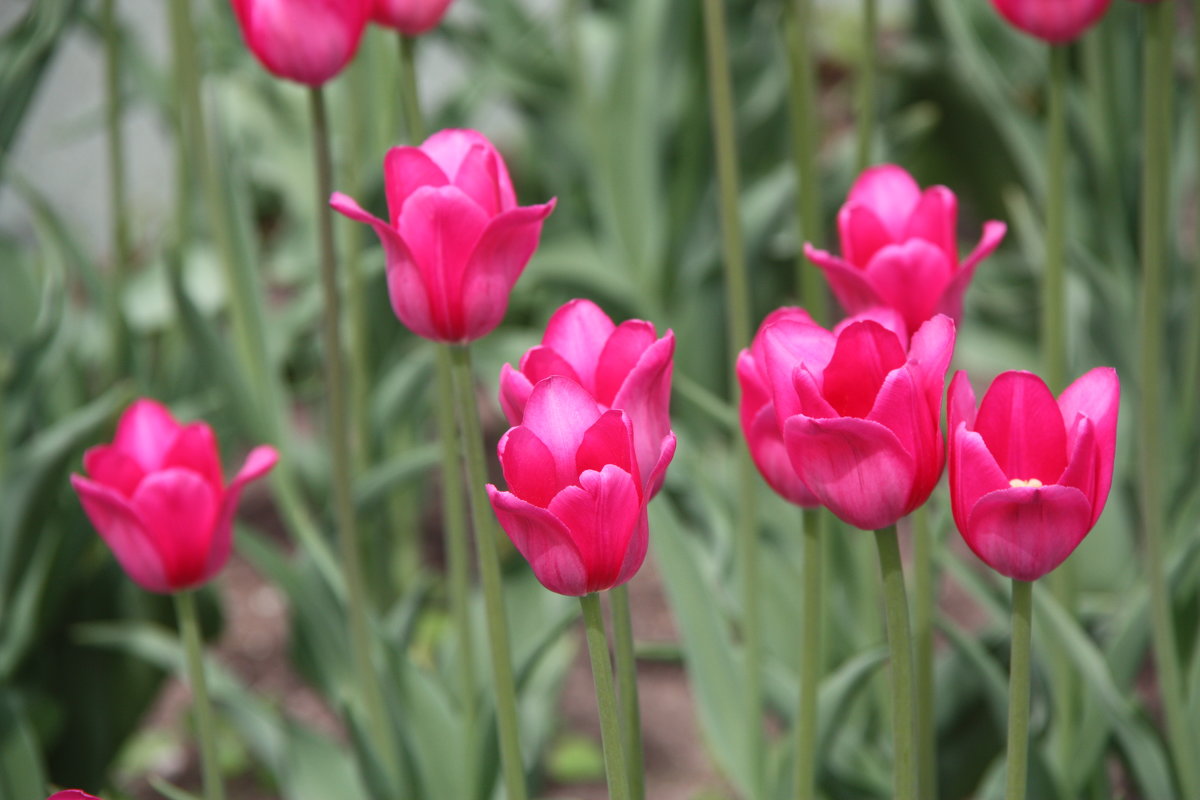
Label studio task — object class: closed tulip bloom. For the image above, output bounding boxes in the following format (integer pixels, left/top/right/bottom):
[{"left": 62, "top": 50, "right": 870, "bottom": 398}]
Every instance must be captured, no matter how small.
[
  {"left": 230, "top": 0, "right": 371, "bottom": 86},
  {"left": 48, "top": 793, "right": 102, "bottom": 800},
  {"left": 488, "top": 377, "right": 667, "bottom": 596},
  {"left": 499, "top": 299, "right": 675, "bottom": 497},
  {"left": 71, "top": 399, "right": 278, "bottom": 594},
  {"left": 755, "top": 309, "right": 956, "bottom": 530},
  {"left": 373, "top": 0, "right": 455, "bottom": 35},
  {"left": 332, "top": 129, "right": 556, "bottom": 343},
  {"left": 990, "top": 0, "right": 1112, "bottom": 43},
  {"left": 948, "top": 368, "right": 1119, "bottom": 582},
  {"left": 805, "top": 165, "right": 1006, "bottom": 334}
]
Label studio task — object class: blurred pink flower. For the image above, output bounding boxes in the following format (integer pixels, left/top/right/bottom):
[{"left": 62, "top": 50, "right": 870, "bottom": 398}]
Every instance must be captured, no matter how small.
[
  {"left": 499, "top": 299, "right": 675, "bottom": 497},
  {"left": 806, "top": 165, "right": 1006, "bottom": 333},
  {"left": 488, "top": 377, "right": 660, "bottom": 596},
  {"left": 373, "top": 0, "right": 455, "bottom": 35},
  {"left": 948, "top": 368, "right": 1119, "bottom": 581},
  {"left": 749, "top": 308, "right": 955, "bottom": 530},
  {"left": 47, "top": 793, "right": 102, "bottom": 800},
  {"left": 332, "top": 129, "right": 556, "bottom": 343},
  {"left": 989, "top": 0, "right": 1113, "bottom": 43},
  {"left": 230, "top": 0, "right": 371, "bottom": 86},
  {"left": 71, "top": 399, "right": 278, "bottom": 593}
]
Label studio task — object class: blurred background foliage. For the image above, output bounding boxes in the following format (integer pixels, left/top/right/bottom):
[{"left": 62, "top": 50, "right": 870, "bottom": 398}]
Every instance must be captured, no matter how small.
[{"left": 0, "top": 0, "right": 1198, "bottom": 798}]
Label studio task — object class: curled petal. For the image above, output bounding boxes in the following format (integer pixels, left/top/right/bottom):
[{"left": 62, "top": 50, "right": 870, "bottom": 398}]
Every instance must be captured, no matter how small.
[
  {"left": 488, "top": 487, "right": 588, "bottom": 596},
  {"left": 938, "top": 220, "right": 1007, "bottom": 324},
  {"left": 208, "top": 446, "right": 278, "bottom": 578},
  {"left": 498, "top": 363, "right": 536, "bottom": 426},
  {"left": 71, "top": 476, "right": 169, "bottom": 593},
  {"left": 963, "top": 485, "right": 1094, "bottom": 581},
  {"left": 643, "top": 433, "right": 677, "bottom": 501},
  {"left": 805, "top": 245, "right": 885, "bottom": 319},
  {"left": 1057, "top": 366, "right": 1119, "bottom": 523},
  {"left": 906, "top": 314, "right": 956, "bottom": 418}
]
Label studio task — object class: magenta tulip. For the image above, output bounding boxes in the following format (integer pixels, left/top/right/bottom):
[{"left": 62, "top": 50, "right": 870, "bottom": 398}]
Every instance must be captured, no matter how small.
[
  {"left": 499, "top": 299, "right": 675, "bottom": 497},
  {"left": 805, "top": 165, "right": 1006, "bottom": 333},
  {"left": 230, "top": 0, "right": 371, "bottom": 86},
  {"left": 948, "top": 368, "right": 1119, "bottom": 581},
  {"left": 989, "top": 0, "right": 1112, "bottom": 43},
  {"left": 751, "top": 308, "right": 956, "bottom": 530},
  {"left": 332, "top": 129, "right": 556, "bottom": 343},
  {"left": 71, "top": 399, "right": 278, "bottom": 594},
  {"left": 373, "top": 0, "right": 455, "bottom": 34},
  {"left": 47, "top": 793, "right": 101, "bottom": 800},
  {"left": 487, "top": 377, "right": 664, "bottom": 596}
]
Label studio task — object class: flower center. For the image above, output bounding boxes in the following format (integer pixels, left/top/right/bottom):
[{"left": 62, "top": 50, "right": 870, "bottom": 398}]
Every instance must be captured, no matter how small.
[{"left": 1009, "top": 478, "right": 1044, "bottom": 488}]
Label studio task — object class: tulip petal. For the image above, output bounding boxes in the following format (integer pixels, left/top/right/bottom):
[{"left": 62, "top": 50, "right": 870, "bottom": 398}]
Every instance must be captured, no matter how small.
[
  {"left": 846, "top": 165, "right": 922, "bottom": 238},
  {"left": 498, "top": 426, "right": 560, "bottom": 507},
  {"left": 975, "top": 371, "right": 1068, "bottom": 484},
  {"left": 838, "top": 204, "right": 895, "bottom": 266},
  {"left": 783, "top": 415, "right": 915, "bottom": 530},
  {"left": 833, "top": 307, "right": 909, "bottom": 345},
  {"left": 948, "top": 424, "right": 1009, "bottom": 537},
  {"left": 452, "top": 143, "right": 509, "bottom": 216},
  {"left": 746, "top": 404, "right": 818, "bottom": 506},
  {"left": 71, "top": 476, "right": 169, "bottom": 593},
  {"left": 458, "top": 199, "right": 557, "bottom": 341},
  {"left": 421, "top": 129, "right": 517, "bottom": 212},
  {"left": 383, "top": 147, "right": 449, "bottom": 223},
  {"left": 862, "top": 241, "right": 955, "bottom": 334},
  {"left": 542, "top": 299, "right": 618, "bottom": 390},
  {"left": 947, "top": 370, "right": 978, "bottom": 436},
  {"left": 762, "top": 318, "right": 837, "bottom": 419},
  {"left": 547, "top": 465, "right": 644, "bottom": 593},
  {"left": 113, "top": 398, "right": 181, "bottom": 472},
  {"left": 939, "top": 220, "right": 1007, "bottom": 324},
  {"left": 595, "top": 320, "right": 659, "bottom": 406},
  {"left": 575, "top": 410, "right": 637, "bottom": 482},
  {"left": 963, "top": 485, "right": 1094, "bottom": 581},
  {"left": 162, "top": 422, "right": 224, "bottom": 490},
  {"left": 209, "top": 445, "right": 278, "bottom": 578},
  {"left": 520, "top": 346, "right": 584, "bottom": 389},
  {"left": 1057, "top": 366, "right": 1119, "bottom": 523},
  {"left": 905, "top": 186, "right": 958, "bottom": 261},
  {"left": 488, "top": 486, "right": 588, "bottom": 596},
  {"left": 131, "top": 469, "right": 220, "bottom": 590},
  {"left": 868, "top": 366, "right": 943, "bottom": 507},
  {"left": 906, "top": 314, "right": 956, "bottom": 417},
  {"left": 822, "top": 320, "right": 907, "bottom": 419},
  {"left": 805, "top": 245, "right": 885, "bottom": 318},
  {"left": 610, "top": 331, "right": 675, "bottom": 486},
  {"left": 519, "top": 376, "right": 602, "bottom": 480},
  {"left": 1057, "top": 416, "right": 1099, "bottom": 514},
  {"left": 791, "top": 364, "right": 838, "bottom": 421},
  {"left": 499, "top": 363, "right": 535, "bottom": 426},
  {"left": 83, "top": 445, "right": 145, "bottom": 498},
  {"left": 373, "top": 0, "right": 454, "bottom": 35},
  {"left": 643, "top": 433, "right": 677, "bottom": 500}
]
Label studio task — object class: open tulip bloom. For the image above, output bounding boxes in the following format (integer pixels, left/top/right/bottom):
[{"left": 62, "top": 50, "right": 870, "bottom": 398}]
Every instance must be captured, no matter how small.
[
  {"left": 742, "top": 308, "right": 955, "bottom": 531},
  {"left": 71, "top": 399, "right": 278, "bottom": 594},
  {"left": 332, "top": 129, "right": 556, "bottom": 344},
  {"left": 230, "top": 0, "right": 372, "bottom": 86},
  {"left": 948, "top": 368, "right": 1119, "bottom": 582},
  {"left": 500, "top": 299, "right": 675, "bottom": 498},
  {"left": 487, "top": 376, "right": 675, "bottom": 596},
  {"left": 804, "top": 165, "right": 1006, "bottom": 334}
]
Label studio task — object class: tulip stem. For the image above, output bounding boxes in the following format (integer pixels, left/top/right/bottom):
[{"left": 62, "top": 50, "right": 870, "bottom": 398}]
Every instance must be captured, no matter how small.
[
  {"left": 1005, "top": 579, "right": 1033, "bottom": 800},
  {"left": 912, "top": 503, "right": 937, "bottom": 796},
  {"left": 580, "top": 593, "right": 632, "bottom": 800},
  {"left": 610, "top": 584, "right": 645, "bottom": 800},
  {"left": 874, "top": 525, "right": 918, "bottom": 800},
  {"left": 1183, "top": 6, "right": 1200, "bottom": 449},
  {"left": 700, "top": 0, "right": 764, "bottom": 794},
  {"left": 1044, "top": 43, "right": 1068, "bottom": 393},
  {"left": 102, "top": 0, "right": 131, "bottom": 367},
  {"left": 397, "top": 33, "right": 426, "bottom": 144},
  {"left": 309, "top": 86, "right": 399, "bottom": 779},
  {"left": 794, "top": 508, "right": 823, "bottom": 800},
  {"left": 174, "top": 591, "right": 225, "bottom": 800},
  {"left": 448, "top": 344, "right": 529, "bottom": 800},
  {"left": 856, "top": 0, "right": 877, "bottom": 172},
  {"left": 1140, "top": 5, "right": 1200, "bottom": 798},
  {"left": 784, "top": 0, "right": 827, "bottom": 317}
]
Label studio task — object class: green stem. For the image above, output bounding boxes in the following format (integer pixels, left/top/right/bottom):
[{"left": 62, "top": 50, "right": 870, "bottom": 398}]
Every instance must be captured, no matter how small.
[
  {"left": 856, "top": 0, "right": 877, "bottom": 172},
  {"left": 794, "top": 508, "right": 822, "bottom": 800},
  {"left": 700, "top": 0, "right": 763, "bottom": 794},
  {"left": 308, "top": 86, "right": 399, "bottom": 777},
  {"left": 912, "top": 503, "right": 936, "bottom": 797},
  {"left": 580, "top": 594, "right": 632, "bottom": 800},
  {"left": 397, "top": 33, "right": 426, "bottom": 143},
  {"left": 342, "top": 57, "right": 371, "bottom": 473},
  {"left": 174, "top": 591, "right": 225, "bottom": 800},
  {"left": 1005, "top": 580, "right": 1033, "bottom": 800},
  {"left": 102, "top": 0, "right": 131, "bottom": 365},
  {"left": 784, "top": 0, "right": 827, "bottom": 318},
  {"left": 1044, "top": 44, "right": 1068, "bottom": 393},
  {"left": 874, "top": 525, "right": 918, "bottom": 800},
  {"left": 1140, "top": 5, "right": 1200, "bottom": 798},
  {"left": 1183, "top": 8, "right": 1200, "bottom": 440},
  {"left": 610, "top": 584, "right": 644, "bottom": 800},
  {"left": 448, "top": 344, "right": 528, "bottom": 800}
]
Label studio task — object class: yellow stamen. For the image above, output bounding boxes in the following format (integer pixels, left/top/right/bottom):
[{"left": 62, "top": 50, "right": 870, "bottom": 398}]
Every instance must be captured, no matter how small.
[{"left": 1009, "top": 478, "right": 1044, "bottom": 488}]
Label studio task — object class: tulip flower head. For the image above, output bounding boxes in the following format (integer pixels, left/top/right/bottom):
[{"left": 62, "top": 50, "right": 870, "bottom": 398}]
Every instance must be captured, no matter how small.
[
  {"left": 989, "top": 0, "right": 1113, "bottom": 43},
  {"left": 488, "top": 377, "right": 671, "bottom": 596},
  {"left": 332, "top": 129, "right": 556, "bottom": 343},
  {"left": 48, "top": 793, "right": 102, "bottom": 800},
  {"left": 746, "top": 308, "right": 956, "bottom": 530},
  {"left": 71, "top": 399, "right": 278, "bottom": 594},
  {"left": 499, "top": 299, "right": 675, "bottom": 497},
  {"left": 948, "top": 368, "right": 1119, "bottom": 582},
  {"left": 373, "top": 0, "right": 455, "bottom": 35},
  {"left": 230, "top": 0, "right": 371, "bottom": 86},
  {"left": 805, "top": 165, "right": 1006, "bottom": 334}
]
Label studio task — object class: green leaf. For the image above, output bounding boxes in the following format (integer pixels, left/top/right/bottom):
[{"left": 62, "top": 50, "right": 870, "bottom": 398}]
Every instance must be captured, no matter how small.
[{"left": 0, "top": 692, "right": 46, "bottom": 800}]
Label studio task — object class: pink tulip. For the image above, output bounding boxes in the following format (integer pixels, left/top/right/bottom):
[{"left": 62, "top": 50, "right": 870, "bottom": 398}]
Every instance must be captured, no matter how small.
[
  {"left": 948, "top": 368, "right": 1119, "bottom": 582},
  {"left": 751, "top": 308, "right": 956, "bottom": 530},
  {"left": 499, "top": 299, "right": 675, "bottom": 497},
  {"left": 805, "top": 165, "right": 1006, "bottom": 334},
  {"left": 71, "top": 399, "right": 278, "bottom": 594},
  {"left": 230, "top": 0, "right": 371, "bottom": 86},
  {"left": 487, "top": 377, "right": 659, "bottom": 596},
  {"left": 373, "top": 0, "right": 455, "bottom": 35},
  {"left": 48, "top": 793, "right": 102, "bottom": 800},
  {"left": 332, "top": 129, "right": 556, "bottom": 343},
  {"left": 989, "top": 0, "right": 1112, "bottom": 43}
]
